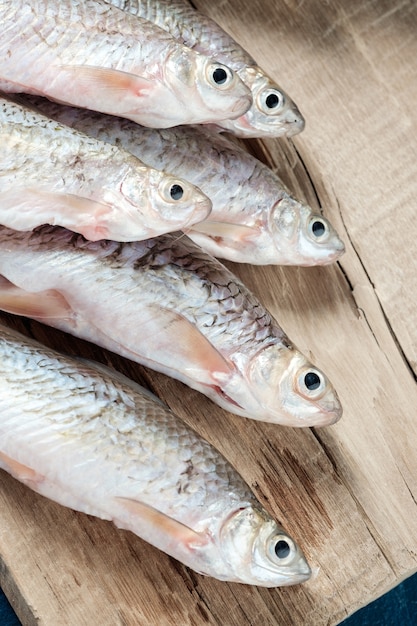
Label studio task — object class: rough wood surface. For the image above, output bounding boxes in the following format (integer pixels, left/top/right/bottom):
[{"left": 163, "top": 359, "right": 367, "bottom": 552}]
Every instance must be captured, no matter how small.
[{"left": 1, "top": 0, "right": 417, "bottom": 624}]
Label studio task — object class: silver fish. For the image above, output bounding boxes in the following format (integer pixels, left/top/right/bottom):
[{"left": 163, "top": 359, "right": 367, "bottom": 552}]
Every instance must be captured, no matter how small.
[
  {"left": 0, "top": 0, "right": 251, "bottom": 128},
  {"left": 0, "top": 96, "right": 212, "bottom": 240},
  {"left": 107, "top": 0, "right": 304, "bottom": 137},
  {"left": 0, "top": 323, "right": 311, "bottom": 585},
  {"left": 0, "top": 226, "right": 342, "bottom": 426},
  {"left": 26, "top": 96, "right": 345, "bottom": 264}
]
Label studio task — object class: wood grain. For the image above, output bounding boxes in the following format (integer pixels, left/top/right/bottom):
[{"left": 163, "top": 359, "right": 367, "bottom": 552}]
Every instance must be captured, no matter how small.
[{"left": 1, "top": 0, "right": 417, "bottom": 624}]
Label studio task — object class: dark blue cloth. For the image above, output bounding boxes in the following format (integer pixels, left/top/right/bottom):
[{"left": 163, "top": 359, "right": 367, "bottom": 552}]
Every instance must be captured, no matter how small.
[
  {"left": 1, "top": 573, "right": 417, "bottom": 624},
  {"left": 0, "top": 589, "right": 20, "bottom": 626},
  {"left": 339, "top": 573, "right": 417, "bottom": 625}
]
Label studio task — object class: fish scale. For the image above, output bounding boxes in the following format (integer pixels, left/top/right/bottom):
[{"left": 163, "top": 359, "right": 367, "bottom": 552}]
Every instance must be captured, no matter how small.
[
  {"left": 0, "top": 0, "right": 251, "bottom": 127},
  {"left": 106, "top": 0, "right": 305, "bottom": 137},
  {"left": 109, "top": 0, "right": 255, "bottom": 70},
  {"left": 0, "top": 324, "right": 311, "bottom": 585},
  {"left": 0, "top": 226, "right": 342, "bottom": 426},
  {"left": 24, "top": 96, "right": 345, "bottom": 265},
  {"left": 0, "top": 96, "right": 213, "bottom": 240}
]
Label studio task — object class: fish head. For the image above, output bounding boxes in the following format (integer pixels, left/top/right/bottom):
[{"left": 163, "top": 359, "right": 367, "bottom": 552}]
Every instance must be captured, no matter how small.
[
  {"left": 217, "top": 505, "right": 311, "bottom": 586},
  {"left": 121, "top": 167, "right": 212, "bottom": 235},
  {"left": 269, "top": 194, "right": 345, "bottom": 265},
  {"left": 246, "top": 343, "right": 342, "bottom": 426},
  {"left": 163, "top": 46, "right": 252, "bottom": 124},
  {"left": 217, "top": 67, "right": 305, "bottom": 138}
]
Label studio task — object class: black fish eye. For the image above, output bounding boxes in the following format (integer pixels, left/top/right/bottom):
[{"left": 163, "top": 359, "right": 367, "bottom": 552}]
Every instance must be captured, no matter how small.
[
  {"left": 304, "top": 371, "right": 321, "bottom": 391},
  {"left": 275, "top": 539, "right": 291, "bottom": 559},
  {"left": 265, "top": 93, "right": 280, "bottom": 109},
  {"left": 311, "top": 220, "right": 326, "bottom": 237},
  {"left": 212, "top": 67, "right": 228, "bottom": 85},
  {"left": 170, "top": 184, "right": 184, "bottom": 200},
  {"left": 257, "top": 88, "right": 285, "bottom": 114}
]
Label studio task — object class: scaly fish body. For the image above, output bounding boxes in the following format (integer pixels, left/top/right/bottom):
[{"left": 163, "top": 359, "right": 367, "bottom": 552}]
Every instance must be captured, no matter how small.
[
  {"left": 0, "top": 226, "right": 342, "bottom": 426},
  {"left": 26, "top": 96, "right": 344, "bottom": 264},
  {"left": 0, "top": 323, "right": 310, "bottom": 585},
  {"left": 0, "top": 97, "right": 212, "bottom": 240},
  {"left": 0, "top": 0, "right": 251, "bottom": 127},
  {"left": 107, "top": 0, "right": 304, "bottom": 137}
]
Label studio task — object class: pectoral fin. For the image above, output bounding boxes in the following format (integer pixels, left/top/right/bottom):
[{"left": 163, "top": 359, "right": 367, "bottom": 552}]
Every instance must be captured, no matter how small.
[
  {"left": 190, "top": 221, "right": 258, "bottom": 242},
  {"left": 105, "top": 304, "right": 234, "bottom": 387},
  {"left": 59, "top": 65, "right": 153, "bottom": 99},
  {"left": 0, "top": 276, "right": 74, "bottom": 320},
  {"left": 0, "top": 451, "right": 44, "bottom": 488},
  {"left": 2, "top": 187, "right": 112, "bottom": 240},
  {"left": 115, "top": 497, "right": 209, "bottom": 549}
]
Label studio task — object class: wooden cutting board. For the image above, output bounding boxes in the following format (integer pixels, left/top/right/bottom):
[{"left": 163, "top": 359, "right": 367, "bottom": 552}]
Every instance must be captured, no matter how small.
[{"left": 1, "top": 0, "right": 417, "bottom": 624}]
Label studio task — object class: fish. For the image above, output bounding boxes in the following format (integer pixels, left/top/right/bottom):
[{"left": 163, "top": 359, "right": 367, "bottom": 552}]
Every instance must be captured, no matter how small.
[
  {"left": 25, "top": 96, "right": 345, "bottom": 264},
  {"left": 0, "top": 226, "right": 342, "bottom": 426},
  {"left": 106, "top": 0, "right": 305, "bottom": 138},
  {"left": 0, "top": 0, "right": 252, "bottom": 128},
  {"left": 0, "top": 322, "right": 311, "bottom": 586},
  {"left": 0, "top": 96, "right": 212, "bottom": 241}
]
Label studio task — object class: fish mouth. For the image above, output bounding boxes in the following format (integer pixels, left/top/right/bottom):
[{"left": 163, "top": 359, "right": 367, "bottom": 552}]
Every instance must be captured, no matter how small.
[
  {"left": 283, "top": 111, "right": 306, "bottom": 137},
  {"left": 207, "top": 384, "right": 245, "bottom": 411},
  {"left": 326, "top": 244, "right": 345, "bottom": 262},
  {"left": 311, "top": 395, "right": 343, "bottom": 426}
]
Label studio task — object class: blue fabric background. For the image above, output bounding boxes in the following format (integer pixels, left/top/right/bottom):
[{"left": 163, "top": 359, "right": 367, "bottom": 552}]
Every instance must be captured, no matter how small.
[{"left": 1, "top": 573, "right": 417, "bottom": 624}]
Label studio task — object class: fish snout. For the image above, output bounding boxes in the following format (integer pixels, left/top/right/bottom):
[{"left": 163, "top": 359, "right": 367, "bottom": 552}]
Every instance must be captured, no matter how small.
[
  {"left": 314, "top": 389, "right": 343, "bottom": 426},
  {"left": 283, "top": 104, "right": 306, "bottom": 136}
]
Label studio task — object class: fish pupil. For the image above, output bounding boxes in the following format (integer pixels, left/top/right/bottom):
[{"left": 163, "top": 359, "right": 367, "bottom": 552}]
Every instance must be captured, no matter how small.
[
  {"left": 304, "top": 371, "right": 321, "bottom": 391},
  {"left": 212, "top": 67, "right": 228, "bottom": 85},
  {"left": 265, "top": 93, "right": 279, "bottom": 109},
  {"left": 312, "top": 220, "right": 326, "bottom": 237},
  {"left": 275, "top": 540, "right": 291, "bottom": 559},
  {"left": 170, "top": 184, "right": 184, "bottom": 200}
]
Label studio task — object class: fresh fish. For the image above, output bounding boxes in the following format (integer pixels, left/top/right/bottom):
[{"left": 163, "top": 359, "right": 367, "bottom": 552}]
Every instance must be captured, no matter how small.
[
  {"left": 0, "top": 0, "right": 252, "bottom": 128},
  {"left": 106, "top": 0, "right": 304, "bottom": 138},
  {"left": 26, "top": 96, "right": 345, "bottom": 264},
  {"left": 0, "top": 323, "right": 311, "bottom": 586},
  {"left": 0, "top": 226, "right": 342, "bottom": 426},
  {"left": 0, "top": 96, "right": 211, "bottom": 240}
]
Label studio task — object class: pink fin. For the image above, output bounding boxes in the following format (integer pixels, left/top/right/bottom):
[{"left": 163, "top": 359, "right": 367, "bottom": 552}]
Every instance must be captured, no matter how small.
[
  {"left": 115, "top": 497, "right": 209, "bottom": 549},
  {"left": 190, "top": 221, "right": 258, "bottom": 241},
  {"left": 59, "top": 65, "right": 153, "bottom": 98},
  {"left": 0, "top": 451, "right": 44, "bottom": 488},
  {"left": 110, "top": 304, "right": 234, "bottom": 386},
  {"left": 27, "top": 188, "right": 111, "bottom": 241},
  {"left": 0, "top": 276, "right": 74, "bottom": 320},
  {"left": 2, "top": 187, "right": 112, "bottom": 240}
]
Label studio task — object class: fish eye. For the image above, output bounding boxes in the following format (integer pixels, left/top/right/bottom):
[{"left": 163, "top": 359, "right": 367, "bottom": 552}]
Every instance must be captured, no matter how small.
[
  {"left": 267, "top": 533, "right": 295, "bottom": 564},
  {"left": 170, "top": 184, "right": 184, "bottom": 201},
  {"left": 308, "top": 217, "right": 329, "bottom": 242},
  {"left": 297, "top": 368, "right": 326, "bottom": 399},
  {"left": 159, "top": 179, "right": 188, "bottom": 203},
  {"left": 213, "top": 67, "right": 228, "bottom": 85},
  {"left": 257, "top": 88, "right": 285, "bottom": 115},
  {"left": 304, "top": 371, "right": 321, "bottom": 391},
  {"left": 206, "top": 63, "right": 234, "bottom": 89},
  {"left": 275, "top": 539, "right": 291, "bottom": 559}
]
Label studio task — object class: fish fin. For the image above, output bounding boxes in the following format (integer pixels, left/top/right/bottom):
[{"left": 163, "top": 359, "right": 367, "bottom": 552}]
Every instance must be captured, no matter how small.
[
  {"left": 59, "top": 65, "right": 153, "bottom": 98},
  {"left": 0, "top": 451, "right": 44, "bottom": 487},
  {"left": 115, "top": 497, "right": 209, "bottom": 549},
  {"left": 190, "top": 221, "right": 258, "bottom": 241},
  {"left": 124, "top": 304, "right": 234, "bottom": 385},
  {"left": 1, "top": 187, "right": 112, "bottom": 240},
  {"left": 0, "top": 275, "right": 74, "bottom": 320},
  {"left": 28, "top": 188, "right": 111, "bottom": 241}
]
